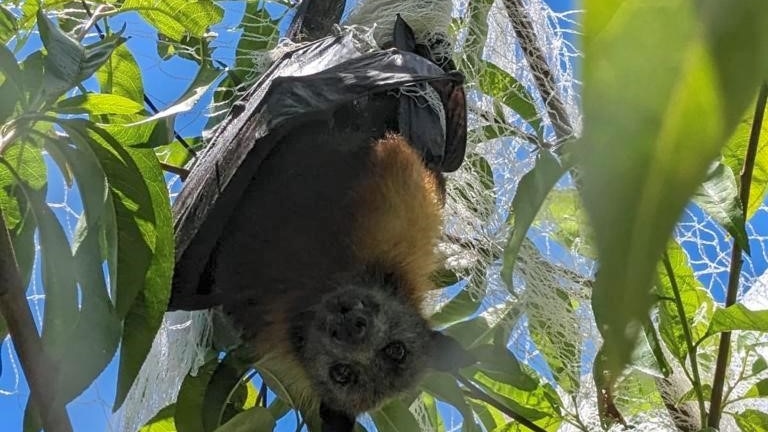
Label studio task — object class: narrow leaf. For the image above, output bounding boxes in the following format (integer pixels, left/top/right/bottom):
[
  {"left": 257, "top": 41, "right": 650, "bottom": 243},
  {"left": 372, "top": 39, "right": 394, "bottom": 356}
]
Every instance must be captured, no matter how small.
[
  {"left": 500, "top": 150, "right": 568, "bottom": 286},
  {"left": 477, "top": 60, "right": 541, "bottom": 135},
  {"left": 733, "top": 409, "right": 768, "bottom": 432}
]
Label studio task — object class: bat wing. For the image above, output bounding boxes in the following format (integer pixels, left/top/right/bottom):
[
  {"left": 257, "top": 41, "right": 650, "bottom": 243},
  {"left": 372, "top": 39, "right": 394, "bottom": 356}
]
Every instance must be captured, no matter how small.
[{"left": 170, "top": 30, "right": 466, "bottom": 311}]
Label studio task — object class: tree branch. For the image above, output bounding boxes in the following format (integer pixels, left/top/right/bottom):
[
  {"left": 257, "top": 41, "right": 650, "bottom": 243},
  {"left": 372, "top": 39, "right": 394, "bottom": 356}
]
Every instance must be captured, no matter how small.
[
  {"left": 500, "top": 0, "right": 574, "bottom": 143},
  {"left": 0, "top": 211, "right": 73, "bottom": 432},
  {"left": 286, "top": 0, "right": 346, "bottom": 42},
  {"left": 708, "top": 82, "right": 768, "bottom": 428}
]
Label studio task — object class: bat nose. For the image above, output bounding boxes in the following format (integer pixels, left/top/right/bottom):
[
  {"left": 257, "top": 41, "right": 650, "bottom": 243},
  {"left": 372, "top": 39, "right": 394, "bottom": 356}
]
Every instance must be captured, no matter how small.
[{"left": 331, "top": 311, "right": 368, "bottom": 344}]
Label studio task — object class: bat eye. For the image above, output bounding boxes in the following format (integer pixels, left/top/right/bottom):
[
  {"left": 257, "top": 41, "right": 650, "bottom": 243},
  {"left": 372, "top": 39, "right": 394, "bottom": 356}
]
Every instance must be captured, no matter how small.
[
  {"left": 383, "top": 341, "right": 406, "bottom": 362},
  {"left": 329, "top": 364, "right": 354, "bottom": 386}
]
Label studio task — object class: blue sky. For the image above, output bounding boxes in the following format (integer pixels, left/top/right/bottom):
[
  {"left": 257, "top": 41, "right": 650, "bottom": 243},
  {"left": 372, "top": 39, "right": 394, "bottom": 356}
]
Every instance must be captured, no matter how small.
[{"left": 10, "top": 1, "right": 764, "bottom": 432}]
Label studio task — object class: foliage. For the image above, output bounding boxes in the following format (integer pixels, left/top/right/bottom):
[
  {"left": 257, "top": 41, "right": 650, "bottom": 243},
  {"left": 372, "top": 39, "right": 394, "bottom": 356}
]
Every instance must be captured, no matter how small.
[{"left": 0, "top": 1, "right": 768, "bottom": 432}]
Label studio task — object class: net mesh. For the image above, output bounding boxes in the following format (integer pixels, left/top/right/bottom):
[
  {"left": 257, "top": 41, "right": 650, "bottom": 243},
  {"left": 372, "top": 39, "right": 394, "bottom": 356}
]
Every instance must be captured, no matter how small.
[{"left": 2, "top": 1, "right": 768, "bottom": 432}]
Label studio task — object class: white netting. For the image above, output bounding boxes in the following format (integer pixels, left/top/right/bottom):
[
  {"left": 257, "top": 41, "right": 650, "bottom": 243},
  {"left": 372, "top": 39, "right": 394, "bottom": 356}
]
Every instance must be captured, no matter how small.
[{"left": 3, "top": 1, "right": 768, "bottom": 432}]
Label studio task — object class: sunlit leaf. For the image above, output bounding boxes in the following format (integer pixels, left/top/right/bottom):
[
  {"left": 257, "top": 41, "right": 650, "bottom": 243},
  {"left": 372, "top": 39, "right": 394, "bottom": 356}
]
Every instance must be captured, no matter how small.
[
  {"left": 477, "top": 60, "right": 541, "bottom": 135},
  {"left": 704, "top": 304, "right": 768, "bottom": 338},
  {"left": 733, "top": 409, "right": 768, "bottom": 432},
  {"left": 421, "top": 372, "right": 480, "bottom": 432},
  {"left": 722, "top": 100, "right": 768, "bottom": 218},
  {"left": 97, "top": 44, "right": 144, "bottom": 103},
  {"left": 140, "top": 404, "right": 177, "bottom": 432},
  {"left": 36, "top": 10, "right": 126, "bottom": 102},
  {"left": 691, "top": 161, "right": 749, "bottom": 253},
  {"left": 120, "top": 0, "right": 224, "bottom": 41},
  {"left": 657, "top": 242, "right": 714, "bottom": 361},
  {"left": 52, "top": 93, "right": 145, "bottom": 116}
]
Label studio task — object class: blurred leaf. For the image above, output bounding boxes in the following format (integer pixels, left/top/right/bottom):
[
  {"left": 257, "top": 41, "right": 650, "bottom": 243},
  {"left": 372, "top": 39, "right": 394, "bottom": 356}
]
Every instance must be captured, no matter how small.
[
  {"left": 0, "top": 5, "right": 17, "bottom": 44},
  {"left": 679, "top": 383, "right": 712, "bottom": 402},
  {"left": 743, "top": 379, "right": 768, "bottom": 399},
  {"left": 691, "top": 161, "right": 749, "bottom": 252},
  {"left": 140, "top": 404, "right": 177, "bottom": 432},
  {"left": 704, "top": 304, "right": 768, "bottom": 338},
  {"left": 120, "top": 0, "right": 224, "bottom": 41},
  {"left": 469, "top": 344, "right": 538, "bottom": 392},
  {"left": 213, "top": 407, "right": 275, "bottom": 432},
  {"left": 0, "top": 42, "right": 24, "bottom": 114},
  {"left": 371, "top": 399, "right": 421, "bottom": 432},
  {"left": 97, "top": 44, "right": 144, "bottom": 103},
  {"left": 733, "top": 409, "right": 768, "bottom": 432},
  {"left": 430, "top": 289, "right": 483, "bottom": 328},
  {"left": 657, "top": 242, "right": 714, "bottom": 361},
  {"left": 579, "top": 0, "right": 768, "bottom": 376},
  {"left": 501, "top": 150, "right": 568, "bottom": 287},
  {"left": 477, "top": 60, "right": 541, "bottom": 135},
  {"left": 641, "top": 320, "right": 672, "bottom": 377},
  {"left": 36, "top": 10, "right": 126, "bottom": 102},
  {"left": 753, "top": 356, "right": 768, "bottom": 376},
  {"left": 0, "top": 143, "right": 46, "bottom": 229},
  {"left": 722, "top": 100, "right": 768, "bottom": 218},
  {"left": 52, "top": 93, "right": 145, "bottom": 116},
  {"left": 535, "top": 189, "right": 595, "bottom": 259}
]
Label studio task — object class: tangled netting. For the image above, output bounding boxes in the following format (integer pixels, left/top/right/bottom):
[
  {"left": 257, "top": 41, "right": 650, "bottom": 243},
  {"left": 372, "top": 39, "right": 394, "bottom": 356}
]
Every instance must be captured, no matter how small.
[{"left": 2, "top": 1, "right": 768, "bottom": 432}]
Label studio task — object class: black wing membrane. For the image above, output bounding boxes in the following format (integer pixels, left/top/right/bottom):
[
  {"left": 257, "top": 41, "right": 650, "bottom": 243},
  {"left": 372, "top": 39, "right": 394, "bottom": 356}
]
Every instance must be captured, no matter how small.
[{"left": 170, "top": 25, "right": 467, "bottom": 311}]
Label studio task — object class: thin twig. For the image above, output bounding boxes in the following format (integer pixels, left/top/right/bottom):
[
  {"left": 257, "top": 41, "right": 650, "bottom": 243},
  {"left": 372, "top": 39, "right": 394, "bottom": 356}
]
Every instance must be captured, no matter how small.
[
  {"left": 707, "top": 82, "right": 768, "bottom": 427},
  {"left": 662, "top": 251, "right": 707, "bottom": 427},
  {"left": 456, "top": 375, "right": 548, "bottom": 432},
  {"left": 159, "top": 162, "right": 190, "bottom": 180},
  {"left": 0, "top": 211, "right": 73, "bottom": 432}
]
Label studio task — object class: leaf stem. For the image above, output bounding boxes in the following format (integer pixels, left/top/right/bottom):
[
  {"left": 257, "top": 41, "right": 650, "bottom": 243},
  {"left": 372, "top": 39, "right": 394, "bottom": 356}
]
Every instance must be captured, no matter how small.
[
  {"left": 707, "top": 82, "right": 768, "bottom": 428},
  {"left": 456, "top": 375, "right": 548, "bottom": 432},
  {"left": 0, "top": 210, "right": 73, "bottom": 432},
  {"left": 661, "top": 251, "right": 707, "bottom": 427}
]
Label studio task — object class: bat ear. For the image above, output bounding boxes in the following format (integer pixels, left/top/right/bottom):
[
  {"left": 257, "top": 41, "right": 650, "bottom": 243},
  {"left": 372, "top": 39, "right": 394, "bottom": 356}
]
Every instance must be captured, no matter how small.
[
  {"left": 320, "top": 402, "right": 356, "bottom": 432},
  {"left": 392, "top": 14, "right": 416, "bottom": 52},
  {"left": 428, "top": 330, "right": 476, "bottom": 372}
]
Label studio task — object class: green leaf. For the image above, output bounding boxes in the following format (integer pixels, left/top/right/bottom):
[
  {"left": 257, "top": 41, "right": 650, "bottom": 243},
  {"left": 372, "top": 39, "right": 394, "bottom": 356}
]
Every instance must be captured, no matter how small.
[
  {"left": 0, "top": 42, "right": 24, "bottom": 108},
  {"left": 469, "top": 371, "right": 561, "bottom": 431},
  {"left": 691, "top": 161, "right": 749, "bottom": 253},
  {"left": 657, "top": 242, "right": 714, "bottom": 361},
  {"left": 56, "top": 120, "right": 173, "bottom": 410},
  {"left": 52, "top": 93, "right": 145, "bottom": 116},
  {"left": 154, "top": 137, "right": 203, "bottom": 168},
  {"left": 535, "top": 189, "right": 595, "bottom": 259},
  {"left": 722, "top": 100, "right": 768, "bottom": 218},
  {"left": 500, "top": 150, "right": 568, "bottom": 286},
  {"left": 469, "top": 344, "right": 539, "bottom": 392},
  {"left": 131, "top": 62, "right": 221, "bottom": 125},
  {"left": 704, "top": 304, "right": 768, "bottom": 338},
  {"left": 753, "top": 356, "right": 768, "bottom": 376},
  {"left": 578, "top": 0, "right": 768, "bottom": 376},
  {"left": 744, "top": 378, "right": 768, "bottom": 399},
  {"left": 371, "top": 399, "right": 421, "bottom": 432},
  {"left": 477, "top": 60, "right": 541, "bottom": 135},
  {"left": 176, "top": 357, "right": 219, "bottom": 432},
  {"left": 97, "top": 44, "right": 144, "bottom": 103},
  {"left": 0, "top": 5, "right": 18, "bottom": 45},
  {"left": 430, "top": 289, "right": 483, "bottom": 328},
  {"left": 140, "top": 404, "right": 177, "bottom": 432},
  {"left": 203, "top": 355, "right": 252, "bottom": 430},
  {"left": 213, "top": 407, "right": 275, "bottom": 432},
  {"left": 733, "top": 409, "right": 768, "bottom": 432},
  {"left": 36, "top": 10, "right": 126, "bottom": 102},
  {"left": 421, "top": 372, "right": 479, "bottom": 432},
  {"left": 120, "top": 0, "right": 224, "bottom": 41}
]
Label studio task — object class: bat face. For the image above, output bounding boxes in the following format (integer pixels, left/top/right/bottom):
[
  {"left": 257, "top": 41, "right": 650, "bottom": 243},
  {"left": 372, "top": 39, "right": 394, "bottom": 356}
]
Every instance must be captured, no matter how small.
[{"left": 290, "top": 276, "right": 433, "bottom": 415}]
